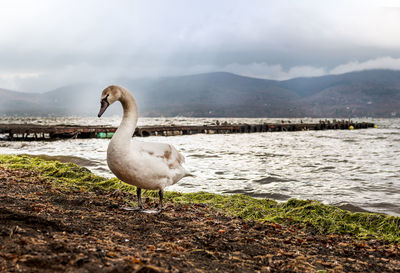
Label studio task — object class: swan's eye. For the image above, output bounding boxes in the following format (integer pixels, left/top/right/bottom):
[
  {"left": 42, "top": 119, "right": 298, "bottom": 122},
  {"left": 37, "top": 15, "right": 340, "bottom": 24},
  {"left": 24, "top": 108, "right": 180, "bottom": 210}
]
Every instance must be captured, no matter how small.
[{"left": 102, "top": 94, "right": 110, "bottom": 103}]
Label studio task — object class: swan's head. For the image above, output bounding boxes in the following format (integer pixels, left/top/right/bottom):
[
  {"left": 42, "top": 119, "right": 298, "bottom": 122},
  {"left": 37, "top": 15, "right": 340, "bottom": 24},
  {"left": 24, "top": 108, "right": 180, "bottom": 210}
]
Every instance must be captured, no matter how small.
[{"left": 98, "top": 85, "right": 122, "bottom": 117}]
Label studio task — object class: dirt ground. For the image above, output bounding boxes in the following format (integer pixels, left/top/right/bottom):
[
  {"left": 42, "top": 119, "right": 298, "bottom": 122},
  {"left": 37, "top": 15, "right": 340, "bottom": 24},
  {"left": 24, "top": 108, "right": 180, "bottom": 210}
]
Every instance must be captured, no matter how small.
[{"left": 0, "top": 166, "right": 399, "bottom": 272}]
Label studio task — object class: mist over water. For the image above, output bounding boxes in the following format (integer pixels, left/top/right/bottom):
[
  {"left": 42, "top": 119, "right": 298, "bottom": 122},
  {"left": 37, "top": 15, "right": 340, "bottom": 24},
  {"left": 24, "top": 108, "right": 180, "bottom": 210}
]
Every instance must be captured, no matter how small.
[{"left": 1, "top": 117, "right": 399, "bottom": 216}]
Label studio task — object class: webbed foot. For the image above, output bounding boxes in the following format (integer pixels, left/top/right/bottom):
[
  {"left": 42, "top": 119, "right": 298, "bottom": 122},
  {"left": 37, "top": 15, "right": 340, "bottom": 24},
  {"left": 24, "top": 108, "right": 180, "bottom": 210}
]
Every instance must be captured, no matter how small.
[
  {"left": 122, "top": 206, "right": 143, "bottom": 211},
  {"left": 141, "top": 209, "right": 161, "bottom": 214}
]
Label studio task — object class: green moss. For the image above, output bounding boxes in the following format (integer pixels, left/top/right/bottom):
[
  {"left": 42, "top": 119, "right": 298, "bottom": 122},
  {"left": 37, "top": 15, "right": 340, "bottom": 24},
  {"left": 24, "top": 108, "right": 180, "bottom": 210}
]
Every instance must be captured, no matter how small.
[
  {"left": 166, "top": 191, "right": 400, "bottom": 241},
  {"left": 1, "top": 154, "right": 399, "bottom": 242},
  {"left": 0, "top": 154, "right": 137, "bottom": 193}
]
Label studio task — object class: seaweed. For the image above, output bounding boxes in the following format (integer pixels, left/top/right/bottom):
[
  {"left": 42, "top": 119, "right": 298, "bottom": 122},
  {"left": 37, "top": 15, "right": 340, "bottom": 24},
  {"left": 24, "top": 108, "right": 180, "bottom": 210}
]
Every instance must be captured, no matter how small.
[{"left": 1, "top": 154, "right": 399, "bottom": 242}]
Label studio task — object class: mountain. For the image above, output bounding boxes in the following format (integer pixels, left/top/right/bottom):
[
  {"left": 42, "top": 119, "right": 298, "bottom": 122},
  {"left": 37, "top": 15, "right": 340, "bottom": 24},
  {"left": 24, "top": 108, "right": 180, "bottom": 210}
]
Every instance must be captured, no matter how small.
[
  {"left": 278, "top": 70, "right": 400, "bottom": 117},
  {"left": 1, "top": 69, "right": 400, "bottom": 117},
  {"left": 118, "top": 72, "right": 303, "bottom": 117},
  {"left": 0, "top": 88, "right": 44, "bottom": 116}
]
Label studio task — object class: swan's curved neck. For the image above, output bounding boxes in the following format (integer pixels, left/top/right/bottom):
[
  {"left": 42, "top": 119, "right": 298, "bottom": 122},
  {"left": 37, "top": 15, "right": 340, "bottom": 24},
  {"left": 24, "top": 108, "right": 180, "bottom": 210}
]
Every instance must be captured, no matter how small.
[{"left": 114, "top": 88, "right": 138, "bottom": 143}]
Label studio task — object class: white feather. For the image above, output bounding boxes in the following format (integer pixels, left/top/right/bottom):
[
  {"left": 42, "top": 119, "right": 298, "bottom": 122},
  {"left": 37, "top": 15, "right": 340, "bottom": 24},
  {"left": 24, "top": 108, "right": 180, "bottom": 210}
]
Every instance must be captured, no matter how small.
[{"left": 101, "top": 85, "right": 192, "bottom": 191}]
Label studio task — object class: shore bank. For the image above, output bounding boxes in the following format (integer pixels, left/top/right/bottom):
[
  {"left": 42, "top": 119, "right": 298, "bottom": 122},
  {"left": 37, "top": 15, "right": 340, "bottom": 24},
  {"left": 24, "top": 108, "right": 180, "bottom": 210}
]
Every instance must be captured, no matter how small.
[{"left": 0, "top": 154, "right": 399, "bottom": 272}]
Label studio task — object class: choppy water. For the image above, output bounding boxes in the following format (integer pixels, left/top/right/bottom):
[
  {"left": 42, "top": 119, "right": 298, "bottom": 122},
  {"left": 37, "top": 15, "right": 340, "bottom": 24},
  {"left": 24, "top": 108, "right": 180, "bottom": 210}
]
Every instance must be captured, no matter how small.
[{"left": 1, "top": 116, "right": 399, "bottom": 216}]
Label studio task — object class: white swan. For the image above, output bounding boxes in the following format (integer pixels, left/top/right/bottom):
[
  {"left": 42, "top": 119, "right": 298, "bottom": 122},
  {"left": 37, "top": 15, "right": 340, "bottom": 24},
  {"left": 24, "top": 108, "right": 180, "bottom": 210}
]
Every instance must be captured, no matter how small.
[{"left": 97, "top": 85, "right": 192, "bottom": 212}]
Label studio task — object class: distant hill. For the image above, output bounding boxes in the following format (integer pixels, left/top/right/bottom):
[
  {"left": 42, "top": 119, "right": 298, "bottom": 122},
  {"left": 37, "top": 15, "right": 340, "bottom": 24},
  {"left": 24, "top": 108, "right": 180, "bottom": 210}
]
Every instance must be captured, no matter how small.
[
  {"left": 1, "top": 69, "right": 400, "bottom": 117},
  {"left": 118, "top": 72, "right": 303, "bottom": 117},
  {"left": 0, "top": 88, "right": 45, "bottom": 116},
  {"left": 278, "top": 70, "right": 400, "bottom": 117}
]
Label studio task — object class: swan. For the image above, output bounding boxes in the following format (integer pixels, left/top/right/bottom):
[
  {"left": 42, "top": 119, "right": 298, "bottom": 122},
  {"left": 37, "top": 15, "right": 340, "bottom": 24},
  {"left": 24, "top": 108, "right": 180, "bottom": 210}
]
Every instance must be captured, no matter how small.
[{"left": 97, "top": 85, "right": 192, "bottom": 212}]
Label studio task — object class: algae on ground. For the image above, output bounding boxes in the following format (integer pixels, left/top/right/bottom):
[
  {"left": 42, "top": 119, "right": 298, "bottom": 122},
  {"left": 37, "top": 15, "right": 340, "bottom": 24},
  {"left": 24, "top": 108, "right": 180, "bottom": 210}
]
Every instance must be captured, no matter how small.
[{"left": 1, "top": 154, "right": 399, "bottom": 242}]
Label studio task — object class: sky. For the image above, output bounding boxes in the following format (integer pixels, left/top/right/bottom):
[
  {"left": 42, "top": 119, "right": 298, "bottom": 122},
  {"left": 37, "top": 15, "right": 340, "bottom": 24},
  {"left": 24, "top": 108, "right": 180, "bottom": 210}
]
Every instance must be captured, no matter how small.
[{"left": 1, "top": 0, "right": 400, "bottom": 92}]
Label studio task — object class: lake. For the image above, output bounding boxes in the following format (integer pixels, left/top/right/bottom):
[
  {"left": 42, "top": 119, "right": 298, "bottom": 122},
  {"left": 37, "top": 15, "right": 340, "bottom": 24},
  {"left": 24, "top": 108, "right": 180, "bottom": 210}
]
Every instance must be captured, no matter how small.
[{"left": 1, "top": 116, "right": 399, "bottom": 215}]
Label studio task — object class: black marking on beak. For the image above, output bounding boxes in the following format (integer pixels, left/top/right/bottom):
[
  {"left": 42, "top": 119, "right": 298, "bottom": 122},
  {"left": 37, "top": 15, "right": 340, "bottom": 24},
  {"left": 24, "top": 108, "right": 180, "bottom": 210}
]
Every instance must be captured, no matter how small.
[{"left": 98, "top": 95, "right": 110, "bottom": 118}]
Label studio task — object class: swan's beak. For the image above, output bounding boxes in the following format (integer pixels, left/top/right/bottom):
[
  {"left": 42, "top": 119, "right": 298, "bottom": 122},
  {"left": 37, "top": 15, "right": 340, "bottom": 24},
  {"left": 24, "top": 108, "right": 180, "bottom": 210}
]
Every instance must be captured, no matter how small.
[{"left": 98, "top": 99, "right": 109, "bottom": 117}]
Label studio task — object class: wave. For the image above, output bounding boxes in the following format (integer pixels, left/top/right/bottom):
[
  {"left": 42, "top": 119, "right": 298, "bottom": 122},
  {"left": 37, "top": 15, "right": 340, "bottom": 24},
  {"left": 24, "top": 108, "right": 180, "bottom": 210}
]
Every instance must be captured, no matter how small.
[{"left": 253, "top": 176, "right": 293, "bottom": 184}]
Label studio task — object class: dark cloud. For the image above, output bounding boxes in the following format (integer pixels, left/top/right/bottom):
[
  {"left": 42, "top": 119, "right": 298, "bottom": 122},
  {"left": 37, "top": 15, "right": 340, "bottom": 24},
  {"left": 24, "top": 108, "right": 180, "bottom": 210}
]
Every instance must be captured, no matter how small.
[{"left": 1, "top": 0, "right": 400, "bottom": 92}]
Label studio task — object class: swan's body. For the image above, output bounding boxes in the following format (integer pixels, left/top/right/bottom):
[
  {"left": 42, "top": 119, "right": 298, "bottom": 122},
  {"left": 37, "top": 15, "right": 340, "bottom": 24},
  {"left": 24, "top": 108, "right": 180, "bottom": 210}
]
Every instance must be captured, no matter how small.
[
  {"left": 98, "top": 85, "right": 191, "bottom": 211},
  {"left": 107, "top": 136, "right": 189, "bottom": 190}
]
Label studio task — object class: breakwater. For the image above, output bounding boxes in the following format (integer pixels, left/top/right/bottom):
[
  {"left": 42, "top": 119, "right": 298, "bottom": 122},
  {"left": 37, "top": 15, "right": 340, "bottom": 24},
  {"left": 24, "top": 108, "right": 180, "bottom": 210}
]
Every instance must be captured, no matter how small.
[{"left": 0, "top": 120, "right": 375, "bottom": 140}]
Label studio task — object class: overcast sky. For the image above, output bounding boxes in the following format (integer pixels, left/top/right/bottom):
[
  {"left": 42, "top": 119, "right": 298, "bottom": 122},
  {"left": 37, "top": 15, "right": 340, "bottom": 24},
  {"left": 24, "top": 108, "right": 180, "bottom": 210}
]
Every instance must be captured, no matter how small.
[{"left": 1, "top": 0, "right": 400, "bottom": 92}]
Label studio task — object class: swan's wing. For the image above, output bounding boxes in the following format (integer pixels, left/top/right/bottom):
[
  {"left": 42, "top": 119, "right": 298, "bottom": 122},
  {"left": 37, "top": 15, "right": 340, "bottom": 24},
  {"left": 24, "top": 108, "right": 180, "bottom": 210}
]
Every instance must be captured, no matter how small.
[
  {"left": 135, "top": 141, "right": 185, "bottom": 166},
  {"left": 131, "top": 141, "right": 191, "bottom": 186}
]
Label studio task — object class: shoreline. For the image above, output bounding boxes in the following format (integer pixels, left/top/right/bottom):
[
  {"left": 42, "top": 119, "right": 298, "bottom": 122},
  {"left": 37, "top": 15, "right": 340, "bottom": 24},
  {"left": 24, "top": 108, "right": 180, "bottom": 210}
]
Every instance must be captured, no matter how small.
[
  {"left": 1, "top": 154, "right": 399, "bottom": 272},
  {"left": 1, "top": 153, "right": 387, "bottom": 216}
]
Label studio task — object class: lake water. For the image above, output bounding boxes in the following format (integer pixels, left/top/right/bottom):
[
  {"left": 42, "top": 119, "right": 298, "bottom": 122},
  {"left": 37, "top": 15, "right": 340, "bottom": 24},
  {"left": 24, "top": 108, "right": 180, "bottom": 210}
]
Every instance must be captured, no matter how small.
[{"left": 1, "top": 116, "right": 399, "bottom": 216}]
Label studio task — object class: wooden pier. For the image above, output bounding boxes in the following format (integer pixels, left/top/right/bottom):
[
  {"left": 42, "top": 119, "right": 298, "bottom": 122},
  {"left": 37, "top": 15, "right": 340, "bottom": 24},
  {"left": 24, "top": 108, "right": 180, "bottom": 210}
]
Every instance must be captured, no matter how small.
[{"left": 0, "top": 120, "right": 375, "bottom": 140}]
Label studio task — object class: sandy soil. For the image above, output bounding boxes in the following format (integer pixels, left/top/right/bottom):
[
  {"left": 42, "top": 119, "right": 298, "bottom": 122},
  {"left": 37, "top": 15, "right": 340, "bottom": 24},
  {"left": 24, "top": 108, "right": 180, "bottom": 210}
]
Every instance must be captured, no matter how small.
[{"left": 0, "top": 166, "right": 399, "bottom": 272}]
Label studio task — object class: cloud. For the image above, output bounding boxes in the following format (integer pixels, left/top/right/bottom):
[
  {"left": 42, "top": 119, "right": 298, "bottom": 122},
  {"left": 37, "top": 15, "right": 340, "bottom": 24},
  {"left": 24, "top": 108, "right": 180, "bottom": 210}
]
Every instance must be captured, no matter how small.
[
  {"left": 3, "top": 56, "right": 400, "bottom": 92},
  {"left": 218, "top": 57, "right": 400, "bottom": 80},
  {"left": 211, "top": 63, "right": 326, "bottom": 80},
  {"left": 219, "top": 57, "right": 400, "bottom": 80},
  {"left": 0, "top": 73, "right": 40, "bottom": 91},
  {"left": 330, "top": 57, "right": 400, "bottom": 75},
  {"left": 1, "top": 1, "right": 400, "bottom": 91}
]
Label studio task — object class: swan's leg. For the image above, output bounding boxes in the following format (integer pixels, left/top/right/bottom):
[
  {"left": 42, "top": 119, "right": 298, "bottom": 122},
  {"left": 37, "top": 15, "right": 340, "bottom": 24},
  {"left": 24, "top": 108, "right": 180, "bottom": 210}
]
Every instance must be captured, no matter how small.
[
  {"left": 134, "top": 189, "right": 162, "bottom": 214},
  {"left": 157, "top": 189, "right": 164, "bottom": 211},
  {"left": 122, "top": 187, "right": 143, "bottom": 211}
]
